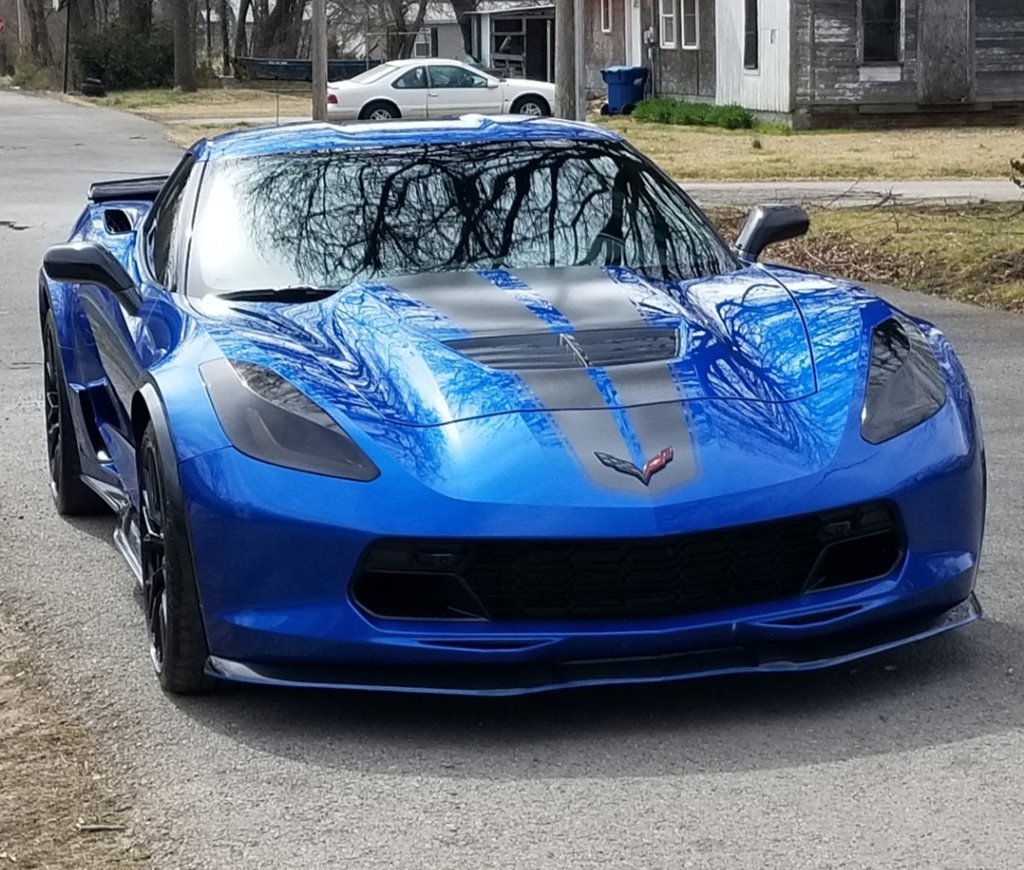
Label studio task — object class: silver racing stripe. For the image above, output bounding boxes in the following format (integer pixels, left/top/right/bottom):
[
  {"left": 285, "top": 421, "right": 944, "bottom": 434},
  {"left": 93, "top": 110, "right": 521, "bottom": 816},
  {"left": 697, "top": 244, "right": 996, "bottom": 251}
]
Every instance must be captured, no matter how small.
[
  {"left": 385, "top": 267, "right": 698, "bottom": 494},
  {"left": 384, "top": 271, "right": 543, "bottom": 336},
  {"left": 516, "top": 369, "right": 642, "bottom": 490},
  {"left": 511, "top": 266, "right": 649, "bottom": 331}
]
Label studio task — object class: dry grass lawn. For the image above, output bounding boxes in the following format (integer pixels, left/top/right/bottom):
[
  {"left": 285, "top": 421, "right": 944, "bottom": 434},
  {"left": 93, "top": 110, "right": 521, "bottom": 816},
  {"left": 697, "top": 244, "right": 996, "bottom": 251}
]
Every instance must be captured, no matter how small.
[
  {"left": 66, "top": 88, "right": 1022, "bottom": 181},
  {"left": 712, "top": 202, "right": 1024, "bottom": 310},
  {"left": 67, "top": 87, "right": 310, "bottom": 121},
  {"left": 0, "top": 611, "right": 148, "bottom": 868},
  {"left": 604, "top": 117, "right": 1021, "bottom": 181}
]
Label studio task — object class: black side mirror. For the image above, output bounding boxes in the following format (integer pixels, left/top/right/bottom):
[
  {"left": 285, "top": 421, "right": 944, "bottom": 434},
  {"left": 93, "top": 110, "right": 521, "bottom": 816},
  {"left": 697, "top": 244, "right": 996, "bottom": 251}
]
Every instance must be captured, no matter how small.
[
  {"left": 734, "top": 204, "right": 810, "bottom": 261},
  {"left": 42, "top": 242, "right": 141, "bottom": 313}
]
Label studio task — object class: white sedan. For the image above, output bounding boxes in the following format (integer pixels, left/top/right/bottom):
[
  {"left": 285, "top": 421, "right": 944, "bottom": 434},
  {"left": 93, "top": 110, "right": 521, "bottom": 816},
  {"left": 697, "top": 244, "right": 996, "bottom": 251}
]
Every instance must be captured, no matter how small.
[{"left": 327, "top": 58, "right": 556, "bottom": 122}]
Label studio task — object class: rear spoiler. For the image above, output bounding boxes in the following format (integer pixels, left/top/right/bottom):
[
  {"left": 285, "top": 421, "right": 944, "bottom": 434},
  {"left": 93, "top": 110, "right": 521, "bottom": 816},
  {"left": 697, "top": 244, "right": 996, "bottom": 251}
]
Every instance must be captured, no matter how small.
[{"left": 88, "top": 175, "right": 169, "bottom": 203}]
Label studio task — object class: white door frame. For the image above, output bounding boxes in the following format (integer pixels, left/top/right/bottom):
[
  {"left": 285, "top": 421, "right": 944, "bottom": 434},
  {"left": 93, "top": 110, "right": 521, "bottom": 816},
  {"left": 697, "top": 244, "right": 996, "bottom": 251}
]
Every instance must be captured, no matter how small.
[{"left": 624, "top": 0, "right": 643, "bottom": 66}]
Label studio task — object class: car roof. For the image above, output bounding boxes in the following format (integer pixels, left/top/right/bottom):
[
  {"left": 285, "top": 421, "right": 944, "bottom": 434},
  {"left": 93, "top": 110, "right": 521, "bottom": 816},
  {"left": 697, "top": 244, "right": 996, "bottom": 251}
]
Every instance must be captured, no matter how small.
[
  {"left": 384, "top": 57, "right": 468, "bottom": 68},
  {"left": 197, "top": 115, "right": 622, "bottom": 160}
]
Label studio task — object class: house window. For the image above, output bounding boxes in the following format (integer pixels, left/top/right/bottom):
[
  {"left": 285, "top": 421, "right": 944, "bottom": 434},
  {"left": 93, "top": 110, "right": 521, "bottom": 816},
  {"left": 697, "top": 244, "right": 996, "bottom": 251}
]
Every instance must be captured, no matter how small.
[
  {"left": 681, "top": 0, "right": 698, "bottom": 49},
  {"left": 412, "top": 28, "right": 432, "bottom": 58},
  {"left": 601, "top": 0, "right": 612, "bottom": 33},
  {"left": 659, "top": 0, "right": 676, "bottom": 48},
  {"left": 743, "top": 0, "right": 758, "bottom": 70},
  {"left": 862, "top": 0, "right": 901, "bottom": 63}
]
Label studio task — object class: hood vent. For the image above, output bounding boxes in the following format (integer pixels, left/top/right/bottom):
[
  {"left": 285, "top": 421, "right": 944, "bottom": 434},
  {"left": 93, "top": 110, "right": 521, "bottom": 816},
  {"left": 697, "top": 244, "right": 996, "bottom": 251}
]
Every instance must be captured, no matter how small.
[{"left": 446, "top": 327, "right": 679, "bottom": 371}]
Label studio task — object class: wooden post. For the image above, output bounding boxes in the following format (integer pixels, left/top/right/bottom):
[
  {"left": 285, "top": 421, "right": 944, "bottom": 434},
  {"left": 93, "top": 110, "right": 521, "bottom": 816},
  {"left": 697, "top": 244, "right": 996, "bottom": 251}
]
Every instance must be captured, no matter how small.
[
  {"left": 553, "top": 0, "right": 576, "bottom": 119},
  {"left": 311, "top": 0, "right": 328, "bottom": 121}
]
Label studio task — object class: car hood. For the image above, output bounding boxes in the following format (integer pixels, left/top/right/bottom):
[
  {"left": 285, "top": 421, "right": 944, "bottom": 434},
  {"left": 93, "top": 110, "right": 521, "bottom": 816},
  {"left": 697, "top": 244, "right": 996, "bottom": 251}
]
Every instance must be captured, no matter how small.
[{"left": 195, "top": 265, "right": 816, "bottom": 431}]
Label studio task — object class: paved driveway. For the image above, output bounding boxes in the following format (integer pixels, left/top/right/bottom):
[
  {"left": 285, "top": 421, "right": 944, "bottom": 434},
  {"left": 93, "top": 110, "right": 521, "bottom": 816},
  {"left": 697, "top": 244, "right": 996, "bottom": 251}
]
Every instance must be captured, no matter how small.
[{"left": 2, "top": 91, "right": 1024, "bottom": 869}]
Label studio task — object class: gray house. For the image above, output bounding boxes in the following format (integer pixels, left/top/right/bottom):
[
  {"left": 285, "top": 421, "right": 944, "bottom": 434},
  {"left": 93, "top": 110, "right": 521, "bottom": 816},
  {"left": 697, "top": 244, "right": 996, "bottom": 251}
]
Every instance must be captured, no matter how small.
[{"left": 585, "top": 0, "right": 1024, "bottom": 127}]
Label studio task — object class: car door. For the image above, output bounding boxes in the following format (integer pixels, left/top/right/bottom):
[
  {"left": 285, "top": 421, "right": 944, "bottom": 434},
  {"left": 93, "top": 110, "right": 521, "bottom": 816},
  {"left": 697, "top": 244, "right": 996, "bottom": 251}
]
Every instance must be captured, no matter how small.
[
  {"left": 425, "top": 64, "right": 503, "bottom": 117},
  {"left": 387, "top": 65, "right": 429, "bottom": 119},
  {"left": 78, "top": 156, "right": 196, "bottom": 479}
]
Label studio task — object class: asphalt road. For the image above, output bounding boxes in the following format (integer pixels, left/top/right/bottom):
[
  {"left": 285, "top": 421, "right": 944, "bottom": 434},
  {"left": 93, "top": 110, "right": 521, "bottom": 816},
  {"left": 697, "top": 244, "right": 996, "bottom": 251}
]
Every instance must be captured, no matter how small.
[{"left": 2, "top": 91, "right": 1024, "bottom": 870}]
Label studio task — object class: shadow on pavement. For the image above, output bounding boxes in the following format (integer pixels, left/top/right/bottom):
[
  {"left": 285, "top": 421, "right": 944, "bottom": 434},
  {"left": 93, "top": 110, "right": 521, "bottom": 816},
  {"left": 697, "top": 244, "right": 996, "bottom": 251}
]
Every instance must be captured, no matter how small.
[{"left": 172, "top": 615, "right": 1023, "bottom": 779}]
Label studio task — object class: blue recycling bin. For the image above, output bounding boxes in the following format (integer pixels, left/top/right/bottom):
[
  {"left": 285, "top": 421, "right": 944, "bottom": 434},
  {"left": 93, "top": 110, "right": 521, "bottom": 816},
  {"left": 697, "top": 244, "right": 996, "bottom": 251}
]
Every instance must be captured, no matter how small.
[{"left": 601, "top": 65, "right": 649, "bottom": 115}]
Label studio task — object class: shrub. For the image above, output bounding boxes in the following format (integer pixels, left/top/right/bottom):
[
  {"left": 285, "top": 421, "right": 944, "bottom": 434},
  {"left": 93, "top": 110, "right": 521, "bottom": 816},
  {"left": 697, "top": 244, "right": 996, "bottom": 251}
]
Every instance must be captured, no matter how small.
[
  {"left": 76, "top": 22, "right": 174, "bottom": 90},
  {"left": 1013, "top": 154, "right": 1024, "bottom": 190},
  {"left": 632, "top": 97, "right": 755, "bottom": 130},
  {"left": 11, "top": 52, "right": 57, "bottom": 90}
]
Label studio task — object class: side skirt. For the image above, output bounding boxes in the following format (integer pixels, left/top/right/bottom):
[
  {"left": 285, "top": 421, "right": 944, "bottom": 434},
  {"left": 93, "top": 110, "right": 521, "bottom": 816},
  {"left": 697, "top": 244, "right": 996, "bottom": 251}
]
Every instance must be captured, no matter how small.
[{"left": 83, "top": 474, "right": 143, "bottom": 586}]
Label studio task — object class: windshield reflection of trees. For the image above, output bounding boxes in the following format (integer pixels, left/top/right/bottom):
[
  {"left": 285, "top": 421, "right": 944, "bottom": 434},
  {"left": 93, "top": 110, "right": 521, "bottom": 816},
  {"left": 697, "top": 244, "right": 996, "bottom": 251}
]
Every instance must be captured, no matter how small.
[{"left": 231, "top": 140, "right": 735, "bottom": 288}]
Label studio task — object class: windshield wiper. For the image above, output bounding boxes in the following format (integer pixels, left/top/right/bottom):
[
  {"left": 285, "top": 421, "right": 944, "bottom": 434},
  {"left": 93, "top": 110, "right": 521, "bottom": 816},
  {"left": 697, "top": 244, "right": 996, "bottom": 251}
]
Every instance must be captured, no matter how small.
[{"left": 215, "top": 286, "right": 338, "bottom": 303}]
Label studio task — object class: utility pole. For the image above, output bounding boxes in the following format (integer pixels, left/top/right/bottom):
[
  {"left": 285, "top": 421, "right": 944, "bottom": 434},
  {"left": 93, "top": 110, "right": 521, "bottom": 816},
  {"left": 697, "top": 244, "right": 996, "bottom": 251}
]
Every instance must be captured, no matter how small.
[
  {"left": 553, "top": 0, "right": 576, "bottom": 119},
  {"left": 573, "top": 0, "right": 584, "bottom": 119},
  {"left": 16, "top": 0, "right": 25, "bottom": 49},
  {"left": 311, "top": 0, "right": 328, "bottom": 121}
]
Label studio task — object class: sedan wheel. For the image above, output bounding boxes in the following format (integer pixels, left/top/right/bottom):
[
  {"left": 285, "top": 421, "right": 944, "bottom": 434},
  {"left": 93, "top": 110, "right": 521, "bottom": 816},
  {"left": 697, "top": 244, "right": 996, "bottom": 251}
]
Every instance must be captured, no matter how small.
[
  {"left": 361, "top": 101, "right": 400, "bottom": 121},
  {"left": 511, "top": 97, "right": 548, "bottom": 117}
]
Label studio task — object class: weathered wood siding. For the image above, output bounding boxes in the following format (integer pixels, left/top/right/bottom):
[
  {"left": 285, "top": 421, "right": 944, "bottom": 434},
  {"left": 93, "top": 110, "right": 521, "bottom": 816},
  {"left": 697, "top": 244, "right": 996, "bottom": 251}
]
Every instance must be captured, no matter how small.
[
  {"left": 975, "top": 0, "right": 1024, "bottom": 100},
  {"left": 584, "top": 0, "right": 628, "bottom": 91},
  {"left": 792, "top": 0, "right": 921, "bottom": 106},
  {"left": 918, "top": 0, "right": 974, "bottom": 103},
  {"left": 716, "top": 0, "right": 792, "bottom": 111},
  {"left": 794, "top": 0, "right": 1024, "bottom": 112},
  {"left": 647, "top": 0, "right": 716, "bottom": 98}
]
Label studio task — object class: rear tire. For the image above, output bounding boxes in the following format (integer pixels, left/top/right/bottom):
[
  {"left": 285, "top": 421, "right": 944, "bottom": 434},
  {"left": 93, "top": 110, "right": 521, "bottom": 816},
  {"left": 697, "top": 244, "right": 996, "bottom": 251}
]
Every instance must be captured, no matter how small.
[
  {"left": 510, "top": 95, "right": 550, "bottom": 117},
  {"left": 359, "top": 101, "right": 401, "bottom": 121},
  {"left": 42, "top": 311, "right": 106, "bottom": 516},
  {"left": 138, "top": 423, "right": 213, "bottom": 694}
]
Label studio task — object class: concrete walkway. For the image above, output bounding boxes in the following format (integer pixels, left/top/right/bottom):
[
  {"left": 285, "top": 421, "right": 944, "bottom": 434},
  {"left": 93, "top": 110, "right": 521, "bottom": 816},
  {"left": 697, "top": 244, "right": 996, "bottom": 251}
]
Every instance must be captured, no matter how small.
[{"left": 685, "top": 178, "right": 1021, "bottom": 208}]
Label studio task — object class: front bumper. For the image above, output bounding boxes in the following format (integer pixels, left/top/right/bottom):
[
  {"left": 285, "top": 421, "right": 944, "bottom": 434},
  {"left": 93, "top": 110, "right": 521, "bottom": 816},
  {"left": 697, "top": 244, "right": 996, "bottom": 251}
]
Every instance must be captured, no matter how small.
[
  {"left": 206, "top": 594, "right": 981, "bottom": 695},
  {"left": 178, "top": 383, "right": 985, "bottom": 694}
]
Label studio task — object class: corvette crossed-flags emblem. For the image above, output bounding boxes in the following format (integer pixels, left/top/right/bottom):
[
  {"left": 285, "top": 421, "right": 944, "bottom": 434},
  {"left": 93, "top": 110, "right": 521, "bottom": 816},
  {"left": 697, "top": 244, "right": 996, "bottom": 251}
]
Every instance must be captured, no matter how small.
[{"left": 594, "top": 447, "right": 674, "bottom": 486}]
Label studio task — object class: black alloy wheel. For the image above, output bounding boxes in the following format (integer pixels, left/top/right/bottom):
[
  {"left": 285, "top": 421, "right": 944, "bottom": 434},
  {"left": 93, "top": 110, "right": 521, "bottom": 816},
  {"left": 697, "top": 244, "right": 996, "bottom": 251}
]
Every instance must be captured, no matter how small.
[
  {"left": 42, "top": 312, "right": 105, "bottom": 515},
  {"left": 138, "top": 424, "right": 213, "bottom": 694}
]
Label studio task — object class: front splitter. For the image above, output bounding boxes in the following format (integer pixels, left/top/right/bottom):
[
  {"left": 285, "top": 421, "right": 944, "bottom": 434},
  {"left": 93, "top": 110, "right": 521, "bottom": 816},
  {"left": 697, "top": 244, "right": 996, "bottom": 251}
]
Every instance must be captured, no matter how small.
[{"left": 205, "top": 594, "right": 981, "bottom": 697}]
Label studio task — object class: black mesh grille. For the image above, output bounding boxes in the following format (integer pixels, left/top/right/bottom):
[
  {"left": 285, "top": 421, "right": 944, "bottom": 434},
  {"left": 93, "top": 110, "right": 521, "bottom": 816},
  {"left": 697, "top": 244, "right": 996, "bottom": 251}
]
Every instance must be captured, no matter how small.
[{"left": 354, "top": 502, "right": 903, "bottom": 621}]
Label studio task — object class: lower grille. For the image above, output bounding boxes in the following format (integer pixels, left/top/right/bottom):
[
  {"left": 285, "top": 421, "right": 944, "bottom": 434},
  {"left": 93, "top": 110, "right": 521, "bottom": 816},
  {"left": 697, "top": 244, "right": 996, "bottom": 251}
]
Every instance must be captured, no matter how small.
[{"left": 353, "top": 502, "right": 903, "bottom": 622}]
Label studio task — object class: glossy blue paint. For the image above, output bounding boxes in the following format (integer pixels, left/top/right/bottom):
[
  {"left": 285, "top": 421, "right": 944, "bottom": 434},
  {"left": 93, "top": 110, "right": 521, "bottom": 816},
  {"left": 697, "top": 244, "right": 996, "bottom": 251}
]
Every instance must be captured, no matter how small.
[
  {"left": 198, "top": 116, "right": 622, "bottom": 160},
  {"left": 41, "top": 118, "right": 985, "bottom": 694}
]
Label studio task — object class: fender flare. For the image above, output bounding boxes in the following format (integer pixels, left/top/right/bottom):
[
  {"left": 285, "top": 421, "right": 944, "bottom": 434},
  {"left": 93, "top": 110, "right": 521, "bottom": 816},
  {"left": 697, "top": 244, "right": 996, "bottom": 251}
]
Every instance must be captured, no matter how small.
[{"left": 133, "top": 382, "right": 212, "bottom": 642}]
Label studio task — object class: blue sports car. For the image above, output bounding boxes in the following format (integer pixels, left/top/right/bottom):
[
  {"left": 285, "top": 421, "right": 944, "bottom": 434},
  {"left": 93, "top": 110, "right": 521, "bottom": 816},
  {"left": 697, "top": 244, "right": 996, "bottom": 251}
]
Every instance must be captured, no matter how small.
[{"left": 39, "top": 116, "right": 985, "bottom": 695}]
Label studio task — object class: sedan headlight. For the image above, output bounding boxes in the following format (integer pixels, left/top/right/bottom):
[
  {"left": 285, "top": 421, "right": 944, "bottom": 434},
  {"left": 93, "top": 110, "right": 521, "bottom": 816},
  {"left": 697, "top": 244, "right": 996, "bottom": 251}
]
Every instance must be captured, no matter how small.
[
  {"left": 199, "top": 358, "right": 379, "bottom": 481},
  {"left": 861, "top": 315, "right": 946, "bottom": 444}
]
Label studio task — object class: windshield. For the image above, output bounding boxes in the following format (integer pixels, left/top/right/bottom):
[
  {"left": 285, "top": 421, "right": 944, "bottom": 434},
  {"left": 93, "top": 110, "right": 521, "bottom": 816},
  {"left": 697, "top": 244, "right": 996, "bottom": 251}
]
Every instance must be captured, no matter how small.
[
  {"left": 345, "top": 63, "right": 394, "bottom": 84},
  {"left": 189, "top": 139, "right": 737, "bottom": 297}
]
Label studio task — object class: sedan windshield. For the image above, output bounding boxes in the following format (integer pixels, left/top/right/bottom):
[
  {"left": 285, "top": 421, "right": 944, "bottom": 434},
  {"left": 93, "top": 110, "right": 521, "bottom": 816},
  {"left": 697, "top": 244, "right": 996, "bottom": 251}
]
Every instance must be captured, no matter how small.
[{"left": 188, "top": 138, "right": 737, "bottom": 296}]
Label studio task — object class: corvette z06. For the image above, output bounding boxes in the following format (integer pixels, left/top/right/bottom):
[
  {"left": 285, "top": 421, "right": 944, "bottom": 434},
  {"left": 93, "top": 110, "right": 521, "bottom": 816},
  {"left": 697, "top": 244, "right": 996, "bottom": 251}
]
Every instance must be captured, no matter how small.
[{"left": 38, "top": 116, "right": 984, "bottom": 695}]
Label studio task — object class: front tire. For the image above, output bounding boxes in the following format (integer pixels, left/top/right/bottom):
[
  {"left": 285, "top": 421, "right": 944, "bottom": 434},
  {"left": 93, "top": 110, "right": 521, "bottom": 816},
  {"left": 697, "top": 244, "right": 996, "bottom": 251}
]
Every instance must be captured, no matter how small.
[
  {"left": 138, "top": 424, "right": 213, "bottom": 694},
  {"left": 359, "top": 101, "right": 401, "bottom": 121},
  {"left": 510, "top": 95, "right": 550, "bottom": 117},
  {"left": 42, "top": 311, "right": 106, "bottom": 516}
]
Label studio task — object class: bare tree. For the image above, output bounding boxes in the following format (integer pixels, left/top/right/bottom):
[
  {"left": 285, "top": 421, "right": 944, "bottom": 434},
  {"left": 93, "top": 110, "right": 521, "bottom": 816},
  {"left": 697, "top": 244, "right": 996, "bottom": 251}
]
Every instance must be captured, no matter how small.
[
  {"left": 448, "top": 0, "right": 478, "bottom": 56},
  {"left": 173, "top": 0, "right": 196, "bottom": 90},
  {"left": 25, "top": 0, "right": 55, "bottom": 67},
  {"left": 385, "top": 0, "right": 428, "bottom": 59},
  {"left": 219, "top": 0, "right": 232, "bottom": 69},
  {"left": 234, "top": 0, "right": 251, "bottom": 59},
  {"left": 122, "top": 0, "right": 152, "bottom": 34}
]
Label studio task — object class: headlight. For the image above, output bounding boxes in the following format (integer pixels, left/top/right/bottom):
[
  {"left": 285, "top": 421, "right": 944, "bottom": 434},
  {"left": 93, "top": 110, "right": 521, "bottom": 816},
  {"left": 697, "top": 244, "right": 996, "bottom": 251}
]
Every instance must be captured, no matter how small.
[
  {"left": 199, "top": 358, "right": 379, "bottom": 481},
  {"left": 861, "top": 316, "right": 946, "bottom": 444}
]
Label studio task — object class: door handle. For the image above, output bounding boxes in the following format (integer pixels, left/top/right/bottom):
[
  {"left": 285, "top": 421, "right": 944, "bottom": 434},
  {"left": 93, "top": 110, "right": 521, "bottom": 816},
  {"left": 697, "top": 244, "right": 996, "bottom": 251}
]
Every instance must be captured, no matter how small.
[{"left": 428, "top": 91, "right": 439, "bottom": 97}]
